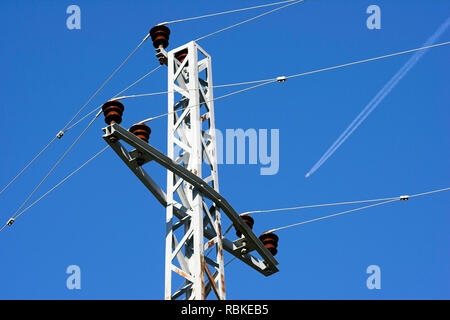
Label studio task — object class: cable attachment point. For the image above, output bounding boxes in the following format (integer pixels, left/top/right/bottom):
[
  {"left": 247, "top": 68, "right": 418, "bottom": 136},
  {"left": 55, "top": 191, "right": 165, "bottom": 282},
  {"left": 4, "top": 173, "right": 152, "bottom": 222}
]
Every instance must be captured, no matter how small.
[
  {"left": 7, "top": 218, "right": 15, "bottom": 226},
  {"left": 155, "top": 47, "right": 168, "bottom": 66},
  {"left": 400, "top": 195, "right": 409, "bottom": 201},
  {"left": 56, "top": 131, "right": 65, "bottom": 139},
  {"left": 276, "top": 76, "right": 287, "bottom": 83}
]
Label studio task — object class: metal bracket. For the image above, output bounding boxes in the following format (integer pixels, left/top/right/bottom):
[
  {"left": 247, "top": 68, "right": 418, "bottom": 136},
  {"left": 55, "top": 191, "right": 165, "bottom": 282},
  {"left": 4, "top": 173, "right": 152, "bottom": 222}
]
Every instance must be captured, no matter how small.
[
  {"left": 155, "top": 47, "right": 168, "bottom": 65},
  {"left": 102, "top": 123, "right": 279, "bottom": 276}
]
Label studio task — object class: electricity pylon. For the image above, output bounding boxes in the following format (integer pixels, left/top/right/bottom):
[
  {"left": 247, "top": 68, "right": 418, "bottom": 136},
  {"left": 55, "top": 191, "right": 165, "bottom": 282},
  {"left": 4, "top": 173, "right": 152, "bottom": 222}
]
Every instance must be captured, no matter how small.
[
  {"left": 102, "top": 40, "right": 279, "bottom": 301},
  {"left": 165, "top": 41, "right": 225, "bottom": 300}
]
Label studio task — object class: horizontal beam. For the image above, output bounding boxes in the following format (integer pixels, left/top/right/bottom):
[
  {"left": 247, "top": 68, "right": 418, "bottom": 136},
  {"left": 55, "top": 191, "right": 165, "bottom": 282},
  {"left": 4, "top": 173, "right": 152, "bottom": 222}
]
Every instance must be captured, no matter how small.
[{"left": 103, "top": 123, "right": 279, "bottom": 276}]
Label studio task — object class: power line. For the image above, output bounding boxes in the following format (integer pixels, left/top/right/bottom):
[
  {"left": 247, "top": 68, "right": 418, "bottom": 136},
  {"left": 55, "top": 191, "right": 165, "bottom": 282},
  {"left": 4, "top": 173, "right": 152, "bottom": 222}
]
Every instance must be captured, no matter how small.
[
  {"left": 0, "top": 146, "right": 110, "bottom": 233},
  {"left": 158, "top": 0, "right": 299, "bottom": 25},
  {"left": 120, "top": 40, "right": 450, "bottom": 125},
  {"left": 65, "top": 65, "right": 162, "bottom": 132},
  {"left": 267, "top": 199, "right": 399, "bottom": 233},
  {"left": 408, "top": 187, "right": 450, "bottom": 198},
  {"left": 0, "top": 80, "right": 273, "bottom": 232},
  {"left": 10, "top": 64, "right": 161, "bottom": 212},
  {"left": 111, "top": 78, "right": 278, "bottom": 101},
  {"left": 0, "top": 136, "right": 57, "bottom": 197},
  {"left": 93, "top": 40, "right": 450, "bottom": 126},
  {"left": 266, "top": 187, "right": 450, "bottom": 233},
  {"left": 58, "top": 80, "right": 276, "bottom": 132},
  {"left": 285, "top": 41, "right": 450, "bottom": 81},
  {"left": 11, "top": 39, "right": 445, "bottom": 221},
  {"left": 14, "top": 147, "right": 110, "bottom": 221},
  {"left": 0, "top": 35, "right": 152, "bottom": 198},
  {"left": 241, "top": 196, "right": 401, "bottom": 215},
  {"left": 11, "top": 112, "right": 102, "bottom": 220},
  {"left": 194, "top": 0, "right": 306, "bottom": 42},
  {"left": 60, "top": 34, "right": 150, "bottom": 133},
  {"left": 139, "top": 80, "right": 277, "bottom": 124}
]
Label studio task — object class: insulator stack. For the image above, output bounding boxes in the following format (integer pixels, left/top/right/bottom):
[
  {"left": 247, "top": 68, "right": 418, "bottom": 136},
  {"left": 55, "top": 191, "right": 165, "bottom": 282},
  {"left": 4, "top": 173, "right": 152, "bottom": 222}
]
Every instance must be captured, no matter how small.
[
  {"left": 150, "top": 25, "right": 170, "bottom": 49},
  {"left": 150, "top": 25, "right": 171, "bottom": 65},
  {"left": 259, "top": 232, "right": 279, "bottom": 256},
  {"left": 102, "top": 100, "right": 124, "bottom": 125},
  {"left": 129, "top": 123, "right": 151, "bottom": 143},
  {"left": 236, "top": 214, "right": 255, "bottom": 237},
  {"left": 175, "top": 49, "right": 188, "bottom": 63}
]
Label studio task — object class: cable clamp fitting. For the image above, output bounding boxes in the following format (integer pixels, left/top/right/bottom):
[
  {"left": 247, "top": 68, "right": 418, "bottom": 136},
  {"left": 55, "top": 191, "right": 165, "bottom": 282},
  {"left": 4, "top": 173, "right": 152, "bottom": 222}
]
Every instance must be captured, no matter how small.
[
  {"left": 400, "top": 195, "right": 409, "bottom": 201},
  {"left": 276, "top": 76, "right": 287, "bottom": 83},
  {"left": 56, "top": 131, "right": 65, "bottom": 139},
  {"left": 7, "top": 218, "right": 15, "bottom": 226}
]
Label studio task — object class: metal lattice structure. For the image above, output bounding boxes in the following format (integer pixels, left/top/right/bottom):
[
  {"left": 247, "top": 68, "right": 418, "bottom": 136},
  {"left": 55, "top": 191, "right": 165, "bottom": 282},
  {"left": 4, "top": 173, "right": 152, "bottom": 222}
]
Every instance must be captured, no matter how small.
[
  {"left": 102, "top": 40, "right": 279, "bottom": 301},
  {"left": 165, "top": 41, "right": 225, "bottom": 300}
]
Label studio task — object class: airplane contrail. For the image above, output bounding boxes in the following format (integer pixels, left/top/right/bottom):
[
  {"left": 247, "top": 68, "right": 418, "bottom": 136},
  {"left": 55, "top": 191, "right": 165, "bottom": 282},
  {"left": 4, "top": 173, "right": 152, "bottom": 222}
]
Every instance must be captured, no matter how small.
[{"left": 305, "top": 16, "right": 450, "bottom": 178}]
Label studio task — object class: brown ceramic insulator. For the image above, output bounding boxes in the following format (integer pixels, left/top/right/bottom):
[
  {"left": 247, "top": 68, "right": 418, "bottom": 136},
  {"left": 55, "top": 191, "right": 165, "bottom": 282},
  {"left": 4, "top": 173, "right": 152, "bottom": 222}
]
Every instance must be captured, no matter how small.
[
  {"left": 259, "top": 232, "right": 279, "bottom": 256},
  {"left": 175, "top": 48, "right": 188, "bottom": 63},
  {"left": 102, "top": 100, "right": 125, "bottom": 125},
  {"left": 129, "top": 123, "right": 151, "bottom": 143},
  {"left": 236, "top": 214, "right": 255, "bottom": 237},
  {"left": 149, "top": 25, "right": 171, "bottom": 49}
]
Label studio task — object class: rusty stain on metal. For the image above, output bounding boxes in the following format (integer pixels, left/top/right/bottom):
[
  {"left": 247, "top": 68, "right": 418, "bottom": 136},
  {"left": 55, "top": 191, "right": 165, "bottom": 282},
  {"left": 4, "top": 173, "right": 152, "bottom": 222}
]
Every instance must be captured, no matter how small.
[
  {"left": 204, "top": 259, "right": 220, "bottom": 299},
  {"left": 172, "top": 265, "right": 193, "bottom": 282},
  {"left": 200, "top": 254, "right": 206, "bottom": 299},
  {"left": 205, "top": 238, "right": 216, "bottom": 251},
  {"left": 217, "top": 220, "right": 226, "bottom": 298}
]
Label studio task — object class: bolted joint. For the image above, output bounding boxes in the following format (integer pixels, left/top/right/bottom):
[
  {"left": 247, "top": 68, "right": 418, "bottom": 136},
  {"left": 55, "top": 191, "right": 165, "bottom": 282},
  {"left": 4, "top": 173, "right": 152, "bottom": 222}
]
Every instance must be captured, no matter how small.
[
  {"left": 56, "top": 131, "right": 65, "bottom": 139},
  {"left": 7, "top": 218, "right": 15, "bottom": 226},
  {"left": 400, "top": 195, "right": 409, "bottom": 201},
  {"left": 276, "top": 76, "right": 287, "bottom": 83},
  {"left": 240, "top": 241, "right": 248, "bottom": 254},
  {"left": 155, "top": 47, "right": 168, "bottom": 66}
]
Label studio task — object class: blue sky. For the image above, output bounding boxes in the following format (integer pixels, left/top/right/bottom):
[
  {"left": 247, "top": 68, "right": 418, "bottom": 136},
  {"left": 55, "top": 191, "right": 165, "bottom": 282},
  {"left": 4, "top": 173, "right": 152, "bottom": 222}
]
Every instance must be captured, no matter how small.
[{"left": 0, "top": 0, "right": 449, "bottom": 299}]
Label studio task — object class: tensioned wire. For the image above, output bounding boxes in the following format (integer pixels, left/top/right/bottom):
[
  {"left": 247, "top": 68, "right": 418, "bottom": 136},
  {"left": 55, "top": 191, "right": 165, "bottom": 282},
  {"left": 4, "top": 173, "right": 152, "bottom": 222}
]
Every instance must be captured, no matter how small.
[
  {"left": 0, "top": 35, "right": 153, "bottom": 198},
  {"left": 1, "top": 0, "right": 305, "bottom": 197},
  {"left": 158, "top": 0, "right": 301, "bottom": 25},
  {"left": 194, "top": 0, "right": 306, "bottom": 42},
  {"left": 10, "top": 40, "right": 447, "bottom": 226},
  {"left": 64, "top": 65, "right": 162, "bottom": 132},
  {"left": 5, "top": 65, "right": 162, "bottom": 224},
  {"left": 0, "top": 80, "right": 273, "bottom": 233},
  {"left": 0, "top": 146, "right": 109, "bottom": 233},
  {"left": 6, "top": 64, "right": 161, "bottom": 219},
  {"left": 70, "top": 41, "right": 450, "bottom": 127},
  {"left": 2, "top": 39, "right": 449, "bottom": 232},
  {"left": 265, "top": 187, "right": 450, "bottom": 233}
]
